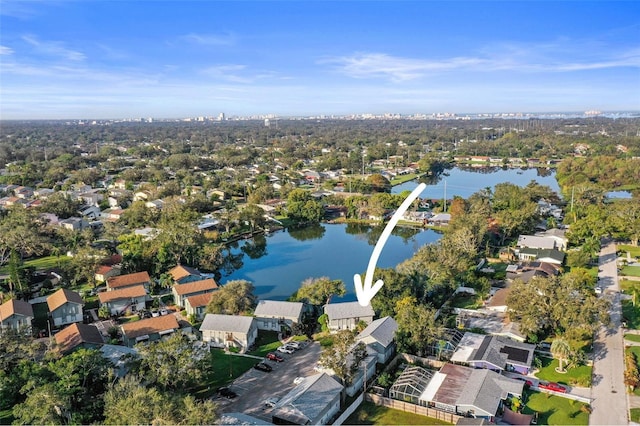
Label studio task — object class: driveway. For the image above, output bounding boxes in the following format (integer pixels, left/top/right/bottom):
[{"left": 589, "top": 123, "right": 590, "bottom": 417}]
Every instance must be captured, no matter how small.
[
  {"left": 590, "top": 239, "right": 628, "bottom": 426},
  {"left": 215, "top": 340, "right": 322, "bottom": 421}
]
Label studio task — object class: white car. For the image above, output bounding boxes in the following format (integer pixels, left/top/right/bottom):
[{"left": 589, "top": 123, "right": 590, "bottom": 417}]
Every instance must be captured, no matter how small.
[
  {"left": 595, "top": 287, "right": 602, "bottom": 295},
  {"left": 287, "top": 341, "right": 302, "bottom": 349},
  {"left": 277, "top": 345, "right": 294, "bottom": 354},
  {"left": 293, "top": 376, "right": 305, "bottom": 385}
]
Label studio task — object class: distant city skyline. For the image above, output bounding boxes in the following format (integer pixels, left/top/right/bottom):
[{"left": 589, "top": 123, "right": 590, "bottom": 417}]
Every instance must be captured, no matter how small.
[{"left": 1, "top": 1, "right": 639, "bottom": 120}]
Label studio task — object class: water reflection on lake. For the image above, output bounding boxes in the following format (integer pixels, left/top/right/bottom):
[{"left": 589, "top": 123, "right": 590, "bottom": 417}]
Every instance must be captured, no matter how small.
[
  {"left": 221, "top": 223, "right": 442, "bottom": 301},
  {"left": 393, "top": 166, "right": 560, "bottom": 198}
]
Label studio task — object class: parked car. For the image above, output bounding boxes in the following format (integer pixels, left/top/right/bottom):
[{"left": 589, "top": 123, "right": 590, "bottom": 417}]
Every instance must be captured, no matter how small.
[
  {"left": 266, "top": 352, "right": 284, "bottom": 362},
  {"left": 286, "top": 341, "right": 302, "bottom": 349},
  {"left": 293, "top": 376, "right": 305, "bottom": 385},
  {"left": 277, "top": 345, "right": 295, "bottom": 354},
  {"left": 514, "top": 376, "right": 534, "bottom": 387},
  {"left": 595, "top": 286, "right": 602, "bottom": 295},
  {"left": 218, "top": 387, "right": 237, "bottom": 399},
  {"left": 254, "top": 362, "right": 273, "bottom": 372},
  {"left": 539, "top": 381, "right": 567, "bottom": 393}
]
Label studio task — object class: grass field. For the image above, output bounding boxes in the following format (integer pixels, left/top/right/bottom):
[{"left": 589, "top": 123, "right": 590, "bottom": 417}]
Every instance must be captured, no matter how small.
[
  {"left": 621, "top": 279, "right": 640, "bottom": 293},
  {"left": 191, "top": 349, "right": 256, "bottom": 399},
  {"left": 345, "top": 401, "right": 452, "bottom": 425},
  {"left": 631, "top": 408, "right": 640, "bottom": 422},
  {"left": 535, "top": 357, "right": 592, "bottom": 387},
  {"left": 449, "top": 292, "right": 482, "bottom": 309},
  {"left": 390, "top": 173, "right": 420, "bottom": 186},
  {"left": 619, "top": 245, "right": 640, "bottom": 259},
  {"left": 625, "top": 334, "right": 640, "bottom": 343},
  {"left": 522, "top": 391, "right": 589, "bottom": 425},
  {"left": 0, "top": 255, "right": 71, "bottom": 274},
  {"left": 247, "top": 330, "right": 281, "bottom": 357},
  {"left": 621, "top": 266, "right": 640, "bottom": 277}
]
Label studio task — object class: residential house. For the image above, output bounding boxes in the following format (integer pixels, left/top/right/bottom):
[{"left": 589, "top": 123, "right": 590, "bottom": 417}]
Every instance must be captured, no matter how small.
[
  {"left": 535, "top": 228, "right": 568, "bottom": 251},
  {"left": 168, "top": 264, "right": 204, "bottom": 284},
  {"left": 485, "top": 287, "right": 511, "bottom": 313},
  {"left": 78, "top": 191, "right": 103, "bottom": 206},
  {"left": 0, "top": 299, "right": 34, "bottom": 332},
  {"left": 100, "top": 344, "right": 138, "bottom": 377},
  {"left": 120, "top": 314, "right": 180, "bottom": 347},
  {"left": 95, "top": 264, "right": 121, "bottom": 283},
  {"left": 184, "top": 293, "right": 213, "bottom": 320},
  {"left": 98, "top": 285, "right": 147, "bottom": 316},
  {"left": 107, "top": 271, "right": 151, "bottom": 292},
  {"left": 415, "top": 363, "right": 523, "bottom": 421},
  {"left": 428, "top": 213, "right": 451, "bottom": 226},
  {"left": 34, "top": 188, "right": 55, "bottom": 199},
  {"left": 516, "top": 235, "right": 557, "bottom": 250},
  {"left": 199, "top": 314, "right": 257, "bottom": 352},
  {"left": 80, "top": 205, "right": 102, "bottom": 220},
  {"left": 324, "top": 301, "right": 375, "bottom": 331},
  {"left": 172, "top": 278, "right": 218, "bottom": 308},
  {"left": 134, "top": 227, "right": 161, "bottom": 240},
  {"left": 356, "top": 316, "right": 399, "bottom": 364},
  {"left": 54, "top": 323, "right": 104, "bottom": 354},
  {"left": 271, "top": 373, "right": 344, "bottom": 425},
  {"left": 59, "top": 217, "right": 90, "bottom": 231},
  {"left": 100, "top": 207, "right": 125, "bottom": 221},
  {"left": 145, "top": 199, "right": 164, "bottom": 209},
  {"left": 450, "top": 332, "right": 536, "bottom": 375},
  {"left": 253, "top": 300, "right": 305, "bottom": 332},
  {"left": 47, "top": 288, "right": 84, "bottom": 328},
  {"left": 517, "top": 248, "right": 565, "bottom": 265}
]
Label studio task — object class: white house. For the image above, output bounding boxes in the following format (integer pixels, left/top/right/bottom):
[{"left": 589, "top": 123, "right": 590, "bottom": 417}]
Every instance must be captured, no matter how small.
[
  {"left": 199, "top": 314, "right": 257, "bottom": 353},
  {"left": 356, "top": 316, "right": 398, "bottom": 364},
  {"left": 271, "top": 373, "right": 343, "bottom": 425},
  {"left": 47, "top": 288, "right": 84, "bottom": 328},
  {"left": 98, "top": 285, "right": 147, "bottom": 316},
  {"left": 324, "top": 301, "right": 375, "bottom": 331},
  {"left": 253, "top": 300, "right": 305, "bottom": 332},
  {"left": 0, "top": 299, "right": 34, "bottom": 333}
]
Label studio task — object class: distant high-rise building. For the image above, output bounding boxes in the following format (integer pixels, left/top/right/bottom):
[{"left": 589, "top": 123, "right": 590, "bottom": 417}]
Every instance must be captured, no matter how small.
[
  {"left": 219, "top": 112, "right": 225, "bottom": 121},
  {"left": 264, "top": 119, "right": 270, "bottom": 127}
]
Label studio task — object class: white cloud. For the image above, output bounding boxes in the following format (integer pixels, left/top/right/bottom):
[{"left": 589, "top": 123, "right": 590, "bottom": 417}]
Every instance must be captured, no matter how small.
[
  {"left": 21, "top": 35, "right": 85, "bottom": 61},
  {"left": 0, "top": 45, "right": 14, "bottom": 55},
  {"left": 180, "top": 32, "right": 236, "bottom": 46}
]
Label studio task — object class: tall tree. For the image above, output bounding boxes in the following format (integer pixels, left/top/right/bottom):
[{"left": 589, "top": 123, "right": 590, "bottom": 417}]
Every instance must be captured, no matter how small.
[
  {"left": 205, "top": 280, "right": 257, "bottom": 315},
  {"left": 550, "top": 337, "right": 572, "bottom": 372},
  {"left": 318, "top": 330, "right": 367, "bottom": 386},
  {"left": 293, "top": 277, "right": 346, "bottom": 305}
]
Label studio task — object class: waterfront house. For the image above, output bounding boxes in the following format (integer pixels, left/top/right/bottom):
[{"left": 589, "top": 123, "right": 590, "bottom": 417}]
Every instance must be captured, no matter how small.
[
  {"left": 199, "top": 314, "right": 257, "bottom": 352},
  {"left": 120, "top": 314, "right": 180, "bottom": 347},
  {"left": 324, "top": 301, "right": 375, "bottom": 332},
  {"left": 0, "top": 299, "right": 34, "bottom": 333},
  {"left": 54, "top": 323, "right": 104, "bottom": 354},
  {"left": 168, "top": 264, "right": 204, "bottom": 284},
  {"left": 253, "top": 300, "right": 305, "bottom": 332},
  {"left": 172, "top": 278, "right": 218, "bottom": 308},
  {"left": 271, "top": 373, "right": 343, "bottom": 425},
  {"left": 47, "top": 288, "right": 84, "bottom": 328},
  {"left": 98, "top": 285, "right": 147, "bottom": 316}
]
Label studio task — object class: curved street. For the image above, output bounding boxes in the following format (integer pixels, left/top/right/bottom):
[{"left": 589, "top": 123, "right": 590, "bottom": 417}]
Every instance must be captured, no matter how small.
[{"left": 589, "top": 240, "right": 628, "bottom": 425}]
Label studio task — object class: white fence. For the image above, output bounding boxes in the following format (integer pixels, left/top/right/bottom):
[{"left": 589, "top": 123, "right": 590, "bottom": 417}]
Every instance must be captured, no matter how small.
[{"left": 333, "top": 393, "right": 364, "bottom": 425}]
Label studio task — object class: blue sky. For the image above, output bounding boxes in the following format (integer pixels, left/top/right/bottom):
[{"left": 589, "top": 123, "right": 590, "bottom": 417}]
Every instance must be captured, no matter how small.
[{"left": 1, "top": 1, "right": 639, "bottom": 119}]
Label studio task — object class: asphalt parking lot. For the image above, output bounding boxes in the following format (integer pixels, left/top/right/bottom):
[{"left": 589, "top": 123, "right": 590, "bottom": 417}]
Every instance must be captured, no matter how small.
[{"left": 215, "top": 340, "right": 322, "bottom": 421}]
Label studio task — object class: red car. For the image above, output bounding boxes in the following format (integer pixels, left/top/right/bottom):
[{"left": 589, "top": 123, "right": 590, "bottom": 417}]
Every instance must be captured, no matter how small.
[
  {"left": 266, "top": 352, "right": 284, "bottom": 362},
  {"left": 539, "top": 381, "right": 567, "bottom": 393}
]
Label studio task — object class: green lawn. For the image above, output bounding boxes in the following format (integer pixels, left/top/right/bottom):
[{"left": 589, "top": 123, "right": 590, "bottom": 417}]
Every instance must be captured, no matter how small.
[
  {"left": 247, "top": 330, "right": 281, "bottom": 357},
  {"left": 535, "top": 357, "right": 592, "bottom": 387},
  {"left": 631, "top": 408, "right": 640, "bottom": 423},
  {"left": 390, "top": 173, "right": 420, "bottom": 186},
  {"left": 345, "top": 401, "right": 452, "bottom": 425},
  {"left": 623, "top": 300, "right": 640, "bottom": 329},
  {"left": 625, "top": 334, "right": 640, "bottom": 343},
  {"left": 621, "top": 279, "right": 640, "bottom": 293},
  {"left": 449, "top": 292, "right": 482, "bottom": 309},
  {"left": 621, "top": 266, "right": 640, "bottom": 277},
  {"left": 0, "top": 255, "right": 71, "bottom": 274},
  {"left": 191, "top": 349, "right": 257, "bottom": 399},
  {"left": 619, "top": 245, "right": 640, "bottom": 259},
  {"left": 522, "top": 391, "right": 590, "bottom": 425}
]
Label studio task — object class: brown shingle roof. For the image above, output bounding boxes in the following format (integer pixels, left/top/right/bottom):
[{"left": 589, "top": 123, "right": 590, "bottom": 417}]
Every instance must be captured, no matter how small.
[
  {"left": 47, "top": 288, "right": 83, "bottom": 312},
  {"left": 168, "top": 264, "right": 201, "bottom": 282},
  {"left": 0, "top": 299, "right": 34, "bottom": 319},
  {"left": 107, "top": 271, "right": 150, "bottom": 290},
  {"left": 173, "top": 278, "right": 218, "bottom": 296},
  {"left": 185, "top": 293, "right": 213, "bottom": 309},
  {"left": 54, "top": 323, "right": 104, "bottom": 354},
  {"left": 98, "top": 285, "right": 147, "bottom": 303},
  {"left": 121, "top": 315, "right": 179, "bottom": 339}
]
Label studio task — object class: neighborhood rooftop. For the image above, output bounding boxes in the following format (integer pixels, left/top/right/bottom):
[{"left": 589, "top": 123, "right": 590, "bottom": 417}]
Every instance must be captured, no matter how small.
[
  {"left": 120, "top": 315, "right": 179, "bottom": 339},
  {"left": 54, "top": 323, "right": 104, "bottom": 354},
  {"left": 200, "top": 314, "right": 255, "bottom": 334},
  {"left": 0, "top": 298, "right": 34, "bottom": 319},
  {"left": 98, "top": 285, "right": 147, "bottom": 303},
  {"left": 324, "top": 301, "right": 375, "bottom": 320},
  {"left": 107, "top": 271, "right": 150, "bottom": 289},
  {"left": 173, "top": 278, "right": 218, "bottom": 295},
  {"left": 357, "top": 316, "right": 398, "bottom": 348},
  {"left": 47, "top": 288, "right": 83, "bottom": 312},
  {"left": 254, "top": 300, "right": 304, "bottom": 319},
  {"left": 271, "top": 373, "right": 343, "bottom": 424}
]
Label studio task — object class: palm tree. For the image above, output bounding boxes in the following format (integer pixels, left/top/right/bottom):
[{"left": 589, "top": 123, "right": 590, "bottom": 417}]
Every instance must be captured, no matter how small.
[{"left": 551, "top": 337, "right": 572, "bottom": 373}]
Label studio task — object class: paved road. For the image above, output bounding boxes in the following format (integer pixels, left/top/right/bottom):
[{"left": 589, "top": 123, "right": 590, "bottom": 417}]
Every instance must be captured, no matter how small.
[{"left": 590, "top": 240, "right": 628, "bottom": 425}]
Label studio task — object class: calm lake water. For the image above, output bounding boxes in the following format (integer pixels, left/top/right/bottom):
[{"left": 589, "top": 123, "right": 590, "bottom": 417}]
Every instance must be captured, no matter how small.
[
  {"left": 392, "top": 166, "right": 560, "bottom": 198},
  {"left": 222, "top": 167, "right": 560, "bottom": 302}
]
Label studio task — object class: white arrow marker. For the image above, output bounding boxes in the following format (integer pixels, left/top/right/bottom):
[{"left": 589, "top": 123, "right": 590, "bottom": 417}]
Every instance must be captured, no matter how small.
[{"left": 354, "top": 182, "right": 427, "bottom": 307}]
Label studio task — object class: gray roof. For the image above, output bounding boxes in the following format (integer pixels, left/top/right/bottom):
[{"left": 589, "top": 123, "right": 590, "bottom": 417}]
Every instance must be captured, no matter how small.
[
  {"left": 200, "top": 314, "right": 255, "bottom": 335},
  {"left": 357, "top": 316, "right": 398, "bottom": 348},
  {"left": 517, "top": 235, "right": 556, "bottom": 250},
  {"left": 100, "top": 344, "right": 138, "bottom": 377},
  {"left": 219, "top": 413, "right": 269, "bottom": 425},
  {"left": 254, "top": 300, "right": 304, "bottom": 320},
  {"left": 324, "top": 301, "right": 374, "bottom": 321},
  {"left": 272, "top": 373, "right": 343, "bottom": 424},
  {"left": 519, "top": 247, "right": 565, "bottom": 263},
  {"left": 457, "top": 368, "right": 524, "bottom": 416}
]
